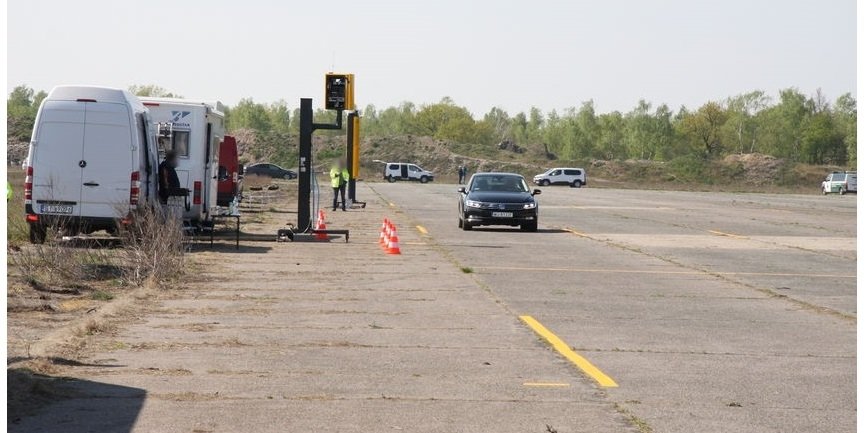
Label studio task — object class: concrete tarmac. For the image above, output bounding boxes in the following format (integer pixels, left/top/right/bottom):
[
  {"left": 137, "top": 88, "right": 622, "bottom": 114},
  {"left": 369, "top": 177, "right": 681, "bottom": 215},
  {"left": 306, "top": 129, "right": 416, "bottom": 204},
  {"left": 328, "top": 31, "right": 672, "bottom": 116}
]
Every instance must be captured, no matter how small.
[
  {"left": 370, "top": 183, "right": 855, "bottom": 433},
  {"left": 11, "top": 183, "right": 855, "bottom": 433}
]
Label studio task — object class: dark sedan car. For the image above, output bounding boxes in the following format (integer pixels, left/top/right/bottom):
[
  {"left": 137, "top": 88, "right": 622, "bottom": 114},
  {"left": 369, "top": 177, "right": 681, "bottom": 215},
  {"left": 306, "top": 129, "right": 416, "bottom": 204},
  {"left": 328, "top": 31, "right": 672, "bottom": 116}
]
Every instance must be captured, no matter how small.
[
  {"left": 244, "top": 163, "right": 297, "bottom": 180},
  {"left": 458, "top": 173, "right": 540, "bottom": 232}
]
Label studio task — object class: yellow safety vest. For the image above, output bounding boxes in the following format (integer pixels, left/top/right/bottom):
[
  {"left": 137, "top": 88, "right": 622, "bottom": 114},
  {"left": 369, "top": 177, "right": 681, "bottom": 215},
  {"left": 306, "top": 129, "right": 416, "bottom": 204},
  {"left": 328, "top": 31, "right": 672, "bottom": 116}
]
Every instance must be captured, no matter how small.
[{"left": 330, "top": 167, "right": 349, "bottom": 188}]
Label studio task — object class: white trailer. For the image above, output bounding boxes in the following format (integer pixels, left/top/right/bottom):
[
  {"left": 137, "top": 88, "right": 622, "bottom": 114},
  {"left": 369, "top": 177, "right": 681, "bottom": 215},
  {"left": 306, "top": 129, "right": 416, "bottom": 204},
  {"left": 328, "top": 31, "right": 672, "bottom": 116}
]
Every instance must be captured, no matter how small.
[{"left": 140, "top": 98, "right": 225, "bottom": 225}]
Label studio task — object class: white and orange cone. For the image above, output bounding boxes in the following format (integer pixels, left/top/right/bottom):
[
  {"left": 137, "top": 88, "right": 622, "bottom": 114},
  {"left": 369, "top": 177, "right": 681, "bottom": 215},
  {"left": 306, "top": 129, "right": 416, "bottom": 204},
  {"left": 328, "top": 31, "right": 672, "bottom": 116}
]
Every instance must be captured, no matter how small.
[
  {"left": 379, "top": 218, "right": 389, "bottom": 246},
  {"left": 315, "top": 212, "right": 328, "bottom": 240},
  {"left": 383, "top": 223, "right": 395, "bottom": 250},
  {"left": 386, "top": 228, "right": 401, "bottom": 255}
]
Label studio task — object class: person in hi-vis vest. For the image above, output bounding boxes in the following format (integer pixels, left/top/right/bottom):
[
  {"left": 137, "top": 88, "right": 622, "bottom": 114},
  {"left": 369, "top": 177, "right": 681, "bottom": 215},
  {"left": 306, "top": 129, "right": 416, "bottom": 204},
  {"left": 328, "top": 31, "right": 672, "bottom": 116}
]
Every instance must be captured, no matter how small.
[{"left": 330, "top": 159, "right": 350, "bottom": 211}]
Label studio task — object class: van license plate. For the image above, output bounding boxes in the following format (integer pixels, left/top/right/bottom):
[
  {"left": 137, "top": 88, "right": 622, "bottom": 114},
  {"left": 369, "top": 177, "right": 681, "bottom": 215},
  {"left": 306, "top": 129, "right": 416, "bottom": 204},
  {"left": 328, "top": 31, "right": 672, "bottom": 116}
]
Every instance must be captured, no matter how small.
[
  {"left": 40, "top": 204, "right": 73, "bottom": 215},
  {"left": 492, "top": 211, "right": 513, "bottom": 218}
]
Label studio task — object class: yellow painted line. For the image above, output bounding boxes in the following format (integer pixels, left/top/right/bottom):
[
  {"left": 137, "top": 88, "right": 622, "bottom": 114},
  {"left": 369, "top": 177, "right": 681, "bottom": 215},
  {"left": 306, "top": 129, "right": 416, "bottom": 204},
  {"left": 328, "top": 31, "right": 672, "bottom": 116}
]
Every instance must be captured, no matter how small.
[
  {"left": 416, "top": 225, "right": 428, "bottom": 235},
  {"left": 477, "top": 266, "right": 854, "bottom": 279},
  {"left": 708, "top": 229, "right": 747, "bottom": 239},
  {"left": 519, "top": 315, "right": 617, "bottom": 388},
  {"left": 564, "top": 228, "right": 589, "bottom": 238},
  {"left": 523, "top": 382, "right": 570, "bottom": 387}
]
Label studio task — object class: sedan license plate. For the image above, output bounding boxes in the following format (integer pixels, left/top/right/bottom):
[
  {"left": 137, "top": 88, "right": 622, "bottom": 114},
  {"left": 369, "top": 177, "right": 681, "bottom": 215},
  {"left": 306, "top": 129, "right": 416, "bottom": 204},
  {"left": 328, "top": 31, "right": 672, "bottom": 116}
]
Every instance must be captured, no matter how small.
[
  {"left": 40, "top": 204, "right": 74, "bottom": 215},
  {"left": 491, "top": 211, "right": 513, "bottom": 218}
]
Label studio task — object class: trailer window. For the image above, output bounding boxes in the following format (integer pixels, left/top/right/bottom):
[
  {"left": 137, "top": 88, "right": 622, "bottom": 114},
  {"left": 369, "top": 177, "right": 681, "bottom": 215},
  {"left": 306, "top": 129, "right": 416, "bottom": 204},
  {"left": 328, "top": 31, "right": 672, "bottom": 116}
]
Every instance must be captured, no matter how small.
[{"left": 172, "top": 131, "right": 190, "bottom": 157}]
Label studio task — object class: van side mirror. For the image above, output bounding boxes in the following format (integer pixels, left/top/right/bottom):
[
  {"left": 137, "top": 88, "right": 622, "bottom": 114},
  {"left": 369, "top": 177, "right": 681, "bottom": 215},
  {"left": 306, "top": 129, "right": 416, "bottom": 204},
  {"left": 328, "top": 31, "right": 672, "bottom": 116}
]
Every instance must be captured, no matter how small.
[
  {"left": 532, "top": 189, "right": 542, "bottom": 195},
  {"left": 458, "top": 187, "right": 467, "bottom": 194}
]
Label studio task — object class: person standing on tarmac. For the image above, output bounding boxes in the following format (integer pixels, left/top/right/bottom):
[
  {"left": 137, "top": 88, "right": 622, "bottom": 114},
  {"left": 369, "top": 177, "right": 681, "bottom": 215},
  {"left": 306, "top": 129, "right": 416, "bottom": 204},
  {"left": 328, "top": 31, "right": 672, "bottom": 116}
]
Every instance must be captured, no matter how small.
[
  {"left": 458, "top": 165, "right": 467, "bottom": 184},
  {"left": 158, "top": 150, "right": 181, "bottom": 205},
  {"left": 330, "top": 159, "right": 350, "bottom": 211}
]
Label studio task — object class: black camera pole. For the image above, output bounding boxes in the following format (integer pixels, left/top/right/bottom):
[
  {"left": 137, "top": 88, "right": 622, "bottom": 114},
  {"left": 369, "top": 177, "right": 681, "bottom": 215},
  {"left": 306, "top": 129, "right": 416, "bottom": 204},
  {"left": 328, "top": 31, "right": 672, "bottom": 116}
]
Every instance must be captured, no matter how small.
[
  {"left": 345, "top": 110, "right": 357, "bottom": 202},
  {"left": 296, "top": 98, "right": 342, "bottom": 233}
]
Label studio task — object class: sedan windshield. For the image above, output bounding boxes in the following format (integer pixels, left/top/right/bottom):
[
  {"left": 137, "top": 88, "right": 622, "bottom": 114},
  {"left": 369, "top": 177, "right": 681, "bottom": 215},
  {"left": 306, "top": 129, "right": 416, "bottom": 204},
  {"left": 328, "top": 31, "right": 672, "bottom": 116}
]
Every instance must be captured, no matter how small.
[{"left": 470, "top": 175, "right": 529, "bottom": 193}]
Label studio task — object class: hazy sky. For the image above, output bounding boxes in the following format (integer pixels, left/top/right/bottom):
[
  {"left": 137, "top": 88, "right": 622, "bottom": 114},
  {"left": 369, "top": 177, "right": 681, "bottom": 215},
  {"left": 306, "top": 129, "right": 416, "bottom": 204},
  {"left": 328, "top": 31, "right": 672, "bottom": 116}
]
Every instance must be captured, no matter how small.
[{"left": 7, "top": 0, "right": 856, "bottom": 116}]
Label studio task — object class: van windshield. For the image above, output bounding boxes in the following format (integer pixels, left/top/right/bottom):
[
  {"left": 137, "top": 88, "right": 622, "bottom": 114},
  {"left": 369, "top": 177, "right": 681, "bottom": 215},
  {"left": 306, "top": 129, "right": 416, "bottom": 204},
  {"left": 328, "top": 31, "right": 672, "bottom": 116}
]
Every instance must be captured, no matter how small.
[{"left": 832, "top": 173, "right": 846, "bottom": 181}]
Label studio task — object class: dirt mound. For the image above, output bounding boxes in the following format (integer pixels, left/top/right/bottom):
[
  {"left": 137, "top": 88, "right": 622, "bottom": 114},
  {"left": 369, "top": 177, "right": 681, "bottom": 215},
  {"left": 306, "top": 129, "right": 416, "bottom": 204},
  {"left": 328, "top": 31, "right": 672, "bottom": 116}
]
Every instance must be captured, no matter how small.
[
  {"left": 359, "top": 135, "right": 547, "bottom": 180},
  {"left": 723, "top": 153, "right": 785, "bottom": 184}
]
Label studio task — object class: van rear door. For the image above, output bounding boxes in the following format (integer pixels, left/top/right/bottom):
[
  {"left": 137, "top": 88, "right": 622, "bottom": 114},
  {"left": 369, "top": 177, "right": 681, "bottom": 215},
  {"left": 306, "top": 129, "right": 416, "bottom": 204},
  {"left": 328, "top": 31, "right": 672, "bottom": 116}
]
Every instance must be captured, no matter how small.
[
  {"left": 32, "top": 100, "right": 86, "bottom": 217},
  {"left": 79, "top": 102, "right": 134, "bottom": 219}
]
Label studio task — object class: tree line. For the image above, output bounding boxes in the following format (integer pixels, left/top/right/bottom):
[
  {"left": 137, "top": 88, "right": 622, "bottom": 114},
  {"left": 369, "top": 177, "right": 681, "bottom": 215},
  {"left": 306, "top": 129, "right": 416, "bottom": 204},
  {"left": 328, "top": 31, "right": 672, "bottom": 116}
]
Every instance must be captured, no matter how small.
[{"left": 7, "top": 84, "right": 856, "bottom": 167}]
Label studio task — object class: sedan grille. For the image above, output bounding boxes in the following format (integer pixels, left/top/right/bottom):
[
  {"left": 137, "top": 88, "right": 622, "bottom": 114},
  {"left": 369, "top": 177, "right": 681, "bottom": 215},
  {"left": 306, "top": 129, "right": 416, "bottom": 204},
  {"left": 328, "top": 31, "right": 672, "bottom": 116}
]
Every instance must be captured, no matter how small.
[{"left": 476, "top": 202, "right": 526, "bottom": 210}]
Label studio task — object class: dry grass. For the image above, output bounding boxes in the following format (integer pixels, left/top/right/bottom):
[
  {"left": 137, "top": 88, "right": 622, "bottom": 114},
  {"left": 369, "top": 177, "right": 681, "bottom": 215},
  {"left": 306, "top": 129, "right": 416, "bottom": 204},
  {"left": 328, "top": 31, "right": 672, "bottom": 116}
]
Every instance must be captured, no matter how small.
[
  {"left": 119, "top": 203, "right": 187, "bottom": 285},
  {"left": 10, "top": 237, "right": 121, "bottom": 291},
  {"left": 8, "top": 170, "right": 30, "bottom": 248}
]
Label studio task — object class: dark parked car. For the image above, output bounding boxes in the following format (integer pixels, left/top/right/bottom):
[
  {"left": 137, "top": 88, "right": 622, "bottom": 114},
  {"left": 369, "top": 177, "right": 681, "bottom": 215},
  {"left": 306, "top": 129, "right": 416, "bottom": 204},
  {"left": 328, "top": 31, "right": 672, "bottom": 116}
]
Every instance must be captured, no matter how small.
[
  {"left": 458, "top": 173, "right": 540, "bottom": 232},
  {"left": 244, "top": 163, "right": 297, "bottom": 180}
]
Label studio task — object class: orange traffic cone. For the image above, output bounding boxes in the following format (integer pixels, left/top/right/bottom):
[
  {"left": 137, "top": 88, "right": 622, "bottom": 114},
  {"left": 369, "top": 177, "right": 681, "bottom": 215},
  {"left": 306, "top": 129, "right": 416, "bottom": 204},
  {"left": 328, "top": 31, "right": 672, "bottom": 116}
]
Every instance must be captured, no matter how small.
[
  {"left": 386, "top": 229, "right": 401, "bottom": 255},
  {"left": 383, "top": 223, "right": 395, "bottom": 250},
  {"left": 315, "top": 214, "right": 328, "bottom": 240},
  {"left": 379, "top": 218, "right": 388, "bottom": 246}
]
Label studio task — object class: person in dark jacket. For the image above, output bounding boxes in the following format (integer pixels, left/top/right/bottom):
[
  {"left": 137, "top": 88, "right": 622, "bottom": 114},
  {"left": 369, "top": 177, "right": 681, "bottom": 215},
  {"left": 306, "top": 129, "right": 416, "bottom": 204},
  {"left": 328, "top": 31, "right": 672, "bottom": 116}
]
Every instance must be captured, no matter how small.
[{"left": 158, "top": 150, "right": 181, "bottom": 205}]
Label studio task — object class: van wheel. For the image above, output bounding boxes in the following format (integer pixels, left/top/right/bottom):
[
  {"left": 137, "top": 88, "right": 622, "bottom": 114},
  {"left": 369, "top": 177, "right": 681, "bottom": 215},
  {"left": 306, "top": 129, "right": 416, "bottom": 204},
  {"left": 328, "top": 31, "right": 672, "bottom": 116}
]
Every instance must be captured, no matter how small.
[
  {"left": 387, "top": 176, "right": 396, "bottom": 183},
  {"left": 822, "top": 189, "right": 828, "bottom": 195},
  {"left": 461, "top": 217, "right": 472, "bottom": 231},
  {"left": 420, "top": 176, "right": 429, "bottom": 184},
  {"left": 29, "top": 225, "right": 46, "bottom": 244},
  {"left": 840, "top": 187, "right": 847, "bottom": 195},
  {"left": 540, "top": 179, "right": 550, "bottom": 186},
  {"left": 571, "top": 179, "right": 582, "bottom": 188},
  {"left": 521, "top": 220, "right": 538, "bottom": 232}
]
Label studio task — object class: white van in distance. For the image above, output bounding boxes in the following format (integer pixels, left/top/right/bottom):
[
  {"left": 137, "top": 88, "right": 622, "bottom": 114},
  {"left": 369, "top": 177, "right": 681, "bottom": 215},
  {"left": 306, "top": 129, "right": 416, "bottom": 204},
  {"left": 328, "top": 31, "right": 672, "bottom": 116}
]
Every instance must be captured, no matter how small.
[
  {"left": 140, "top": 98, "right": 225, "bottom": 226},
  {"left": 383, "top": 162, "right": 435, "bottom": 183},
  {"left": 25, "top": 85, "right": 159, "bottom": 243},
  {"left": 533, "top": 167, "right": 587, "bottom": 188}
]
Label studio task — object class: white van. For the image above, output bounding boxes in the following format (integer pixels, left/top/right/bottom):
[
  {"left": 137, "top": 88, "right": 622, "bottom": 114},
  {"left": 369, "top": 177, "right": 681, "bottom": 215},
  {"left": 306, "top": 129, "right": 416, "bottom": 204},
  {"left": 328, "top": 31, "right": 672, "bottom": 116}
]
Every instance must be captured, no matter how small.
[
  {"left": 140, "top": 98, "right": 225, "bottom": 225},
  {"left": 25, "top": 86, "right": 159, "bottom": 243},
  {"left": 383, "top": 162, "right": 435, "bottom": 183},
  {"left": 533, "top": 167, "right": 586, "bottom": 187}
]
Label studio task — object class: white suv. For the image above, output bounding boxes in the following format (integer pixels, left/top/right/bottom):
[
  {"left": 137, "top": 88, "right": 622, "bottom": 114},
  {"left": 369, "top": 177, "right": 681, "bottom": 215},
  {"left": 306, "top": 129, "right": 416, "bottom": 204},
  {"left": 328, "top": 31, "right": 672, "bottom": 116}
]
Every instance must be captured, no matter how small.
[
  {"left": 383, "top": 163, "right": 435, "bottom": 183},
  {"left": 821, "top": 171, "right": 857, "bottom": 195},
  {"left": 533, "top": 168, "right": 586, "bottom": 188}
]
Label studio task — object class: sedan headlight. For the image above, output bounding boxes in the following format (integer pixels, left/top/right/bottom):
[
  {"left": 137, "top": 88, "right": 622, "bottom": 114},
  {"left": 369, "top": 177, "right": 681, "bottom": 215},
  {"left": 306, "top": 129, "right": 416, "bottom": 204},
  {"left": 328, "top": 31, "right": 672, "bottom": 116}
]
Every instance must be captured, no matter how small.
[
  {"left": 466, "top": 200, "right": 483, "bottom": 208},
  {"left": 522, "top": 201, "right": 537, "bottom": 209}
]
